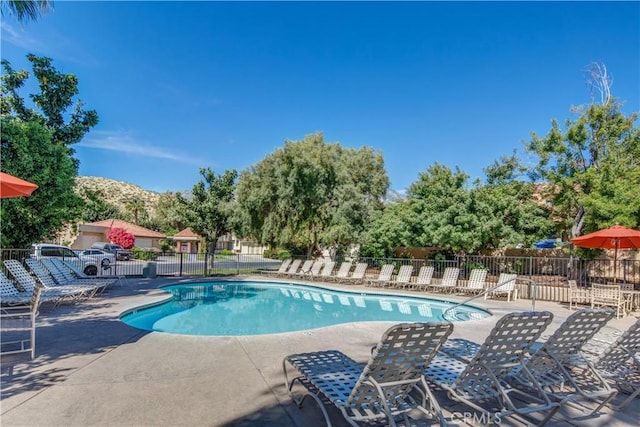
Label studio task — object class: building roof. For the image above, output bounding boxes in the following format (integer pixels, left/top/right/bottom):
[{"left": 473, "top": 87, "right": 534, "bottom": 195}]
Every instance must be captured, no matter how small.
[
  {"left": 84, "top": 219, "right": 166, "bottom": 238},
  {"left": 174, "top": 227, "right": 199, "bottom": 238},
  {"left": 173, "top": 227, "right": 200, "bottom": 241}
]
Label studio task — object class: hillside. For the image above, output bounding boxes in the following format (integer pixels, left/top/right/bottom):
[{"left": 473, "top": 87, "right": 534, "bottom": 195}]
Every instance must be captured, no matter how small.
[
  {"left": 74, "top": 176, "right": 162, "bottom": 216},
  {"left": 74, "top": 176, "right": 405, "bottom": 218}
]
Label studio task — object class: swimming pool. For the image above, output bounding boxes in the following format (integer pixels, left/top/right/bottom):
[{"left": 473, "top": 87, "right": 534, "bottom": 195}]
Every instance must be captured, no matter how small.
[{"left": 120, "top": 281, "right": 491, "bottom": 336}]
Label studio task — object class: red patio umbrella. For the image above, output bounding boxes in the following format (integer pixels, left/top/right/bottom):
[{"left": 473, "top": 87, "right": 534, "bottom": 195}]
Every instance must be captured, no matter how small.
[
  {"left": 572, "top": 224, "right": 640, "bottom": 284},
  {"left": 0, "top": 171, "right": 39, "bottom": 199}
]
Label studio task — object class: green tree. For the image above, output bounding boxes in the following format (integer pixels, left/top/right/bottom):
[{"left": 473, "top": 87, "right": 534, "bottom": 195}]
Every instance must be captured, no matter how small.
[
  {"left": 152, "top": 192, "right": 188, "bottom": 234},
  {"left": 124, "top": 199, "right": 146, "bottom": 225},
  {"left": 361, "top": 160, "right": 555, "bottom": 257},
  {"left": 236, "top": 133, "right": 389, "bottom": 256},
  {"left": 0, "top": 0, "right": 51, "bottom": 23},
  {"left": 0, "top": 118, "right": 82, "bottom": 247},
  {"left": 360, "top": 202, "right": 413, "bottom": 258},
  {"left": 182, "top": 168, "right": 238, "bottom": 252},
  {"left": 2, "top": 55, "right": 98, "bottom": 147},
  {"left": 1, "top": 55, "right": 98, "bottom": 247},
  {"left": 526, "top": 99, "right": 640, "bottom": 236},
  {"left": 76, "top": 188, "right": 122, "bottom": 223},
  {"left": 473, "top": 156, "right": 555, "bottom": 249}
]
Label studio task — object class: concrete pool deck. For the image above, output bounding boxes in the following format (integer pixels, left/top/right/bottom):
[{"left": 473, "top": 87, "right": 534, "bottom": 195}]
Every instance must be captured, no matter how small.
[{"left": 1, "top": 276, "right": 638, "bottom": 426}]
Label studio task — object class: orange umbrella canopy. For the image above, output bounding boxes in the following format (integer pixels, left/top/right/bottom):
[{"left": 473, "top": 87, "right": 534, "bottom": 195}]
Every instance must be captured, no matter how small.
[
  {"left": 0, "top": 171, "right": 39, "bottom": 198},
  {"left": 572, "top": 224, "right": 640, "bottom": 250},
  {"left": 572, "top": 224, "right": 640, "bottom": 284}
]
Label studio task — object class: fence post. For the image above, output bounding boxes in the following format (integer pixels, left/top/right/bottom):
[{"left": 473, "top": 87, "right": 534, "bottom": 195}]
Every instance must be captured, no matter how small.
[
  {"left": 179, "top": 252, "right": 183, "bottom": 277},
  {"left": 237, "top": 253, "right": 240, "bottom": 275},
  {"left": 204, "top": 252, "right": 208, "bottom": 276}
]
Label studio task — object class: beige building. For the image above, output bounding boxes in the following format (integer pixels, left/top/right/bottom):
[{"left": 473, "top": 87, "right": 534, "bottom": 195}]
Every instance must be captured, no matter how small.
[
  {"left": 171, "top": 228, "right": 266, "bottom": 255},
  {"left": 172, "top": 228, "right": 201, "bottom": 253},
  {"left": 71, "top": 219, "right": 166, "bottom": 250}
]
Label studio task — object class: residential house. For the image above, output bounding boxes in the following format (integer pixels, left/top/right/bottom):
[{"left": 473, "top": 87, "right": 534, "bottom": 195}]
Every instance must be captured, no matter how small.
[
  {"left": 172, "top": 227, "right": 201, "bottom": 253},
  {"left": 71, "top": 219, "right": 166, "bottom": 250},
  {"left": 171, "top": 228, "right": 266, "bottom": 255}
]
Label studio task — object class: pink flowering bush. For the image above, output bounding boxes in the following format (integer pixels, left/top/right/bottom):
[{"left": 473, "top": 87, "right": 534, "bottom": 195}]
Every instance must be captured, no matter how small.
[{"left": 107, "top": 227, "right": 135, "bottom": 249}]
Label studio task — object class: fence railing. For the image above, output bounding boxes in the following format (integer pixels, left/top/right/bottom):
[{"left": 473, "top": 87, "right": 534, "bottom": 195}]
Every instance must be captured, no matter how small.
[{"left": 0, "top": 249, "right": 638, "bottom": 287}]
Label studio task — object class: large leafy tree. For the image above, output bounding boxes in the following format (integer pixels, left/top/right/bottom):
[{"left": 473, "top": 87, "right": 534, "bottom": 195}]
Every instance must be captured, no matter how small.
[
  {"left": 403, "top": 164, "right": 479, "bottom": 253},
  {"left": 361, "top": 160, "right": 555, "bottom": 257},
  {"left": 1, "top": 119, "right": 82, "bottom": 247},
  {"left": 473, "top": 155, "right": 556, "bottom": 249},
  {"left": 1, "top": 55, "right": 98, "bottom": 248},
  {"left": 76, "top": 188, "right": 122, "bottom": 223},
  {"left": 526, "top": 99, "right": 640, "bottom": 236},
  {"left": 235, "top": 133, "right": 389, "bottom": 256},
  {"left": 152, "top": 192, "right": 188, "bottom": 235},
  {"left": 181, "top": 168, "right": 238, "bottom": 252}
]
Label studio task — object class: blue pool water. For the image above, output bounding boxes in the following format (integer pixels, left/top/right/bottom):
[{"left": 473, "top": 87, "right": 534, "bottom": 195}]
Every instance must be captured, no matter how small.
[{"left": 121, "top": 281, "right": 490, "bottom": 336}]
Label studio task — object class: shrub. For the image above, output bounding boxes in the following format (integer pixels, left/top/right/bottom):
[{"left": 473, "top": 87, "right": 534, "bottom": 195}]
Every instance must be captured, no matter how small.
[
  {"left": 130, "top": 247, "right": 158, "bottom": 261},
  {"left": 160, "top": 238, "right": 174, "bottom": 253},
  {"left": 107, "top": 227, "right": 135, "bottom": 249},
  {"left": 264, "top": 248, "right": 291, "bottom": 260},
  {"left": 219, "top": 249, "right": 234, "bottom": 256}
]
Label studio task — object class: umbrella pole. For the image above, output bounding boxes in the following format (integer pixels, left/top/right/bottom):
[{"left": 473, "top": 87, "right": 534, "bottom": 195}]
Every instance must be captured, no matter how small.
[{"left": 613, "top": 239, "right": 618, "bottom": 285}]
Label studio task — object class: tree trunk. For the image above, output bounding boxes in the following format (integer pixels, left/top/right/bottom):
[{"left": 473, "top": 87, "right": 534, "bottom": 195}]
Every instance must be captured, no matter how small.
[{"left": 571, "top": 206, "right": 586, "bottom": 238}]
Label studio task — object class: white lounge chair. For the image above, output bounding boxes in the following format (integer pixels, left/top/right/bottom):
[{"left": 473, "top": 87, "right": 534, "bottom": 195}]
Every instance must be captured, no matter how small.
[
  {"left": 264, "top": 259, "right": 291, "bottom": 276},
  {"left": 412, "top": 266, "right": 434, "bottom": 291},
  {"left": 456, "top": 269, "right": 487, "bottom": 295},
  {"left": 484, "top": 273, "right": 518, "bottom": 301},
  {"left": 424, "top": 311, "right": 560, "bottom": 426},
  {"left": 429, "top": 267, "right": 459, "bottom": 293},
  {"left": 300, "top": 259, "right": 323, "bottom": 279},
  {"left": 329, "top": 262, "right": 352, "bottom": 282},
  {"left": 4, "top": 260, "right": 92, "bottom": 306},
  {"left": 295, "top": 260, "right": 314, "bottom": 278},
  {"left": 41, "top": 259, "right": 116, "bottom": 293},
  {"left": 59, "top": 259, "right": 123, "bottom": 286},
  {"left": 1, "top": 270, "right": 35, "bottom": 305},
  {"left": 283, "top": 322, "right": 454, "bottom": 427},
  {"left": 0, "top": 286, "right": 41, "bottom": 359},
  {"left": 510, "top": 308, "right": 617, "bottom": 416},
  {"left": 347, "top": 262, "right": 368, "bottom": 284},
  {"left": 25, "top": 259, "right": 101, "bottom": 298},
  {"left": 389, "top": 265, "right": 414, "bottom": 289},
  {"left": 280, "top": 259, "right": 302, "bottom": 278},
  {"left": 366, "top": 264, "right": 394, "bottom": 287},
  {"left": 590, "top": 319, "right": 640, "bottom": 410},
  {"left": 317, "top": 261, "right": 335, "bottom": 281}
]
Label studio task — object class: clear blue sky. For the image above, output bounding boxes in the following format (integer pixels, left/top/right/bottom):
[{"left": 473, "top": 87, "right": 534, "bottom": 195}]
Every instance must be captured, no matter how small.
[{"left": 2, "top": 1, "right": 639, "bottom": 193}]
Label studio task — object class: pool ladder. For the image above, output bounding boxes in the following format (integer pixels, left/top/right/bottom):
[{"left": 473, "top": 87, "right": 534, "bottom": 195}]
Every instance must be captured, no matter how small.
[{"left": 443, "top": 277, "right": 539, "bottom": 321}]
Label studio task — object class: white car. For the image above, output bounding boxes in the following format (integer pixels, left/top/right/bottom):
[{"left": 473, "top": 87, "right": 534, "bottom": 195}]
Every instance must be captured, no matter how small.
[
  {"left": 74, "top": 249, "right": 116, "bottom": 269},
  {"left": 31, "top": 243, "right": 100, "bottom": 276}
]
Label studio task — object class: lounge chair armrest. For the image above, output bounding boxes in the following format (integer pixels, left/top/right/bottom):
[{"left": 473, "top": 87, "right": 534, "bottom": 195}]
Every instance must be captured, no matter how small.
[
  {"left": 0, "top": 310, "right": 34, "bottom": 318},
  {"left": 1, "top": 306, "right": 33, "bottom": 315}
]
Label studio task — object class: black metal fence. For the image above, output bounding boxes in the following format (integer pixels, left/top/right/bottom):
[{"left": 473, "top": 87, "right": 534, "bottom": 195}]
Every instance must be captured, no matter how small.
[
  {"left": 311, "top": 255, "right": 640, "bottom": 287},
  {"left": 0, "top": 250, "right": 283, "bottom": 277},
  {"left": 1, "top": 249, "right": 638, "bottom": 287}
]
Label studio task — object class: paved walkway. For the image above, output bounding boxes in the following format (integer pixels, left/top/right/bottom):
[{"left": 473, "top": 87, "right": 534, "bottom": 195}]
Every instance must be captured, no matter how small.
[{"left": 1, "top": 276, "right": 638, "bottom": 426}]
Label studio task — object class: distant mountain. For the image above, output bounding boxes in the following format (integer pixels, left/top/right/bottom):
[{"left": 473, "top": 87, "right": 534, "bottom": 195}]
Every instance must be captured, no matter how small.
[
  {"left": 74, "top": 176, "right": 161, "bottom": 216},
  {"left": 74, "top": 176, "right": 406, "bottom": 215}
]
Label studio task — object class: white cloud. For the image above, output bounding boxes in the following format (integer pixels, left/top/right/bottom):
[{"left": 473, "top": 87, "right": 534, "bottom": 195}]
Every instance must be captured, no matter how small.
[
  {"left": 78, "top": 130, "right": 203, "bottom": 165},
  {"left": 1, "top": 23, "right": 45, "bottom": 51},
  {"left": 1, "top": 22, "right": 99, "bottom": 67}
]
